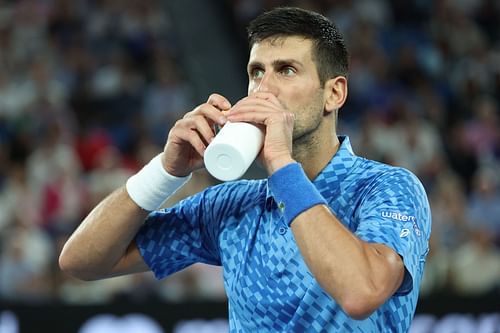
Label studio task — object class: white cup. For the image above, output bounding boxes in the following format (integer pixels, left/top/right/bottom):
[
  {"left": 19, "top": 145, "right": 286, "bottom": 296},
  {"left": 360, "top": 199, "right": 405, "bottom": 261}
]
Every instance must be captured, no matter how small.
[{"left": 204, "top": 122, "right": 264, "bottom": 181}]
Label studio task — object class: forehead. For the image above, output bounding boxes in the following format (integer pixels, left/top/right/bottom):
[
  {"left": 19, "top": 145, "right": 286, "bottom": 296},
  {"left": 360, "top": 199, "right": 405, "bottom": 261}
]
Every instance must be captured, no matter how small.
[{"left": 248, "top": 36, "right": 315, "bottom": 64}]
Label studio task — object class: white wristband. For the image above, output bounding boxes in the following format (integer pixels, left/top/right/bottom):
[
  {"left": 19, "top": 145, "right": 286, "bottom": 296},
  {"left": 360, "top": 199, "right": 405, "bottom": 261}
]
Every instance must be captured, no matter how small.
[{"left": 126, "top": 154, "right": 192, "bottom": 211}]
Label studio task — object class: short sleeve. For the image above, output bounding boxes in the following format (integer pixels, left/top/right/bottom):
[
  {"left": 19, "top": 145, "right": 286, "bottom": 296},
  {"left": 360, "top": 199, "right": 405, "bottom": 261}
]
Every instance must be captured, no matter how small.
[
  {"left": 354, "top": 168, "right": 431, "bottom": 295},
  {"left": 135, "top": 188, "right": 222, "bottom": 280}
]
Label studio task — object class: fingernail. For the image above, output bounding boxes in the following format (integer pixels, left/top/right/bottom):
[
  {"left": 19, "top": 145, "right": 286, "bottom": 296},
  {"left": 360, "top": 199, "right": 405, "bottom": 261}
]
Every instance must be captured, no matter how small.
[{"left": 219, "top": 116, "right": 227, "bottom": 124}]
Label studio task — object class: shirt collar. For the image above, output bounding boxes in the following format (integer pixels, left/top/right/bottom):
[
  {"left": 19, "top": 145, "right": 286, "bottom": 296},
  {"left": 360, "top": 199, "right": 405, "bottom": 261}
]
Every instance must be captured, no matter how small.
[{"left": 266, "top": 135, "right": 356, "bottom": 204}]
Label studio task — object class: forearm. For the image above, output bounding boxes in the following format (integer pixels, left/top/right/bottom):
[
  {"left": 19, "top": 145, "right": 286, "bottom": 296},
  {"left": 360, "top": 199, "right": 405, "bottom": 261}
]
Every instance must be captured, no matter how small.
[
  {"left": 291, "top": 205, "right": 404, "bottom": 319},
  {"left": 59, "top": 187, "right": 148, "bottom": 280},
  {"left": 268, "top": 163, "right": 404, "bottom": 319}
]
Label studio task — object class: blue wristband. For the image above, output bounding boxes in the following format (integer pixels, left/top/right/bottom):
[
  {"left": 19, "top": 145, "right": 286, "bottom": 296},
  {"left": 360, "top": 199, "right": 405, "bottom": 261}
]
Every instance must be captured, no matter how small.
[{"left": 268, "top": 163, "right": 327, "bottom": 226}]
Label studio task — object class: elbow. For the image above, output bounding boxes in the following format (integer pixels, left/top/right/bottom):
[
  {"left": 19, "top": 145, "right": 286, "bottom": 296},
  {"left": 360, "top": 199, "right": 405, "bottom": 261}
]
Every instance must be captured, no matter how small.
[
  {"left": 340, "top": 296, "right": 377, "bottom": 320},
  {"left": 58, "top": 248, "right": 81, "bottom": 279},
  {"left": 58, "top": 244, "right": 72, "bottom": 274},
  {"left": 58, "top": 246, "right": 98, "bottom": 281},
  {"left": 317, "top": 275, "right": 382, "bottom": 320},
  {"left": 336, "top": 284, "right": 384, "bottom": 320},
  {"left": 316, "top": 273, "right": 382, "bottom": 320}
]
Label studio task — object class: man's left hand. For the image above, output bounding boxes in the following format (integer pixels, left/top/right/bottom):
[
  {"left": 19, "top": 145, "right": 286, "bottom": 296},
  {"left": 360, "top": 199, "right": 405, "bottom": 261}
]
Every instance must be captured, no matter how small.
[{"left": 226, "top": 92, "right": 296, "bottom": 174}]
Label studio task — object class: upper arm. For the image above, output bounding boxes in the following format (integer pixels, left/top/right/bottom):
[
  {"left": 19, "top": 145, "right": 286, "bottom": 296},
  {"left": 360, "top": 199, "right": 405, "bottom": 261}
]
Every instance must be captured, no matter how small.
[
  {"left": 107, "top": 240, "right": 150, "bottom": 278},
  {"left": 365, "top": 242, "right": 405, "bottom": 296},
  {"left": 355, "top": 168, "right": 431, "bottom": 295},
  {"left": 133, "top": 180, "right": 262, "bottom": 280},
  {"left": 134, "top": 190, "right": 223, "bottom": 280}
]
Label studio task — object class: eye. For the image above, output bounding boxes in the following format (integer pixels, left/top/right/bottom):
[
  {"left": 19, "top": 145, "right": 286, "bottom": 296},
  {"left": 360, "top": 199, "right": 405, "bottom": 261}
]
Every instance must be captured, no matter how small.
[
  {"left": 250, "top": 68, "right": 264, "bottom": 80},
  {"left": 280, "top": 66, "right": 296, "bottom": 77}
]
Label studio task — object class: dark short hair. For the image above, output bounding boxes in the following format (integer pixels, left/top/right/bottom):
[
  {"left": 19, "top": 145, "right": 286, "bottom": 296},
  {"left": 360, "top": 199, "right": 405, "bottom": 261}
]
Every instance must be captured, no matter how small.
[{"left": 247, "top": 7, "right": 349, "bottom": 85}]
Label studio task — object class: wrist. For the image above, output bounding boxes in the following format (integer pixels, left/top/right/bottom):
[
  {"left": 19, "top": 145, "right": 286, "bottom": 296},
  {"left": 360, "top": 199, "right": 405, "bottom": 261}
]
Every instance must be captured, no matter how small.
[
  {"left": 268, "top": 163, "right": 327, "bottom": 226},
  {"left": 267, "top": 155, "right": 296, "bottom": 175},
  {"left": 126, "top": 154, "right": 192, "bottom": 211},
  {"left": 160, "top": 152, "right": 192, "bottom": 177}
]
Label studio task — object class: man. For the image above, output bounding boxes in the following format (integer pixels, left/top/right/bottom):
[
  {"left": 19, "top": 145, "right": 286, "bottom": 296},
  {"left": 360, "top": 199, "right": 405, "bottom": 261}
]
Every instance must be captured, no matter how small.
[{"left": 60, "top": 7, "right": 431, "bottom": 332}]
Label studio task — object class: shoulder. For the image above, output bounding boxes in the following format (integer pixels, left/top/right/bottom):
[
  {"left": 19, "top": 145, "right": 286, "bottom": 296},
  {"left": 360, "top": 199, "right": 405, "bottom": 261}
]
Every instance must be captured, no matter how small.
[
  {"left": 355, "top": 158, "right": 426, "bottom": 194},
  {"left": 356, "top": 160, "right": 431, "bottom": 228},
  {"left": 146, "top": 178, "right": 267, "bottom": 230},
  {"left": 352, "top": 158, "right": 430, "bottom": 214},
  {"left": 173, "top": 178, "right": 267, "bottom": 218},
  {"left": 199, "top": 178, "right": 267, "bottom": 203},
  {"left": 198, "top": 178, "right": 268, "bottom": 226}
]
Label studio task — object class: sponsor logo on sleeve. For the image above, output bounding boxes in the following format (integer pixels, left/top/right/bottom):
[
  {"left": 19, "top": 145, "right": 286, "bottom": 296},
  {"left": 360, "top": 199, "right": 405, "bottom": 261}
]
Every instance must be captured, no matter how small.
[
  {"left": 381, "top": 211, "right": 416, "bottom": 222},
  {"left": 413, "top": 221, "right": 421, "bottom": 236}
]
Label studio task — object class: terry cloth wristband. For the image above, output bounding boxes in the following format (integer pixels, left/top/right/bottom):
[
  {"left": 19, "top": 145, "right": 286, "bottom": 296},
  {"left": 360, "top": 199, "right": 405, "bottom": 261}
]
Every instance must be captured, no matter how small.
[
  {"left": 126, "top": 153, "right": 192, "bottom": 211},
  {"left": 268, "top": 162, "right": 327, "bottom": 226}
]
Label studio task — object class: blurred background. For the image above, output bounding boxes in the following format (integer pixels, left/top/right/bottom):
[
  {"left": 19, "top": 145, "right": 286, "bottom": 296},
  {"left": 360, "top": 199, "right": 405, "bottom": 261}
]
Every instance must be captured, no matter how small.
[{"left": 0, "top": 0, "right": 498, "bottom": 332}]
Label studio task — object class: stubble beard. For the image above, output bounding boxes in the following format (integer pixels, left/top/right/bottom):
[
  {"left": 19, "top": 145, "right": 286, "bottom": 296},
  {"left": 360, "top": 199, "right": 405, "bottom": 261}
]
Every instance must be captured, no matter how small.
[{"left": 291, "top": 99, "right": 325, "bottom": 161}]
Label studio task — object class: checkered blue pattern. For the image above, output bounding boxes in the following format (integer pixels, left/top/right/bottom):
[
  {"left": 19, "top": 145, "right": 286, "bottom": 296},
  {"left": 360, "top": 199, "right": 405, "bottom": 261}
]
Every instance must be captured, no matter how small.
[{"left": 136, "top": 136, "right": 431, "bottom": 332}]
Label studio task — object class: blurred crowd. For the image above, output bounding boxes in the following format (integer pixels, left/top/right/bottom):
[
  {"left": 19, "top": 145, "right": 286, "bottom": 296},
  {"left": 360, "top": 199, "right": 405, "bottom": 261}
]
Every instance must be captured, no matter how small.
[{"left": 0, "top": 0, "right": 499, "bottom": 305}]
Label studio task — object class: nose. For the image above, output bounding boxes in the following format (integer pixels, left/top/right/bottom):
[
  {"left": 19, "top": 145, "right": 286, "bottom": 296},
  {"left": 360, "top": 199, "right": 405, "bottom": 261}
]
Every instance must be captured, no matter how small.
[{"left": 250, "top": 72, "right": 279, "bottom": 96}]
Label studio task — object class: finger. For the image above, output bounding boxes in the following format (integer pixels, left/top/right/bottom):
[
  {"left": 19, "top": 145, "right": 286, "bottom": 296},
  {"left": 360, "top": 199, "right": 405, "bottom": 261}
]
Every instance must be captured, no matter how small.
[
  {"left": 207, "top": 93, "right": 232, "bottom": 111},
  {"left": 229, "top": 100, "right": 281, "bottom": 116},
  {"left": 247, "top": 91, "right": 282, "bottom": 106},
  {"left": 174, "top": 127, "right": 207, "bottom": 157},
  {"left": 227, "top": 109, "right": 293, "bottom": 125},
  {"left": 240, "top": 92, "right": 283, "bottom": 106},
  {"left": 230, "top": 97, "right": 279, "bottom": 114},
  {"left": 187, "top": 104, "right": 227, "bottom": 126},
  {"left": 234, "top": 95, "right": 274, "bottom": 106},
  {"left": 184, "top": 115, "right": 216, "bottom": 145}
]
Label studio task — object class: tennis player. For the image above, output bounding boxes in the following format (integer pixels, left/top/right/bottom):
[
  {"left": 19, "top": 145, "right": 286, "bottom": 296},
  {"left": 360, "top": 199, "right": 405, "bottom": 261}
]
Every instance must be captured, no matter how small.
[{"left": 60, "top": 7, "right": 431, "bottom": 332}]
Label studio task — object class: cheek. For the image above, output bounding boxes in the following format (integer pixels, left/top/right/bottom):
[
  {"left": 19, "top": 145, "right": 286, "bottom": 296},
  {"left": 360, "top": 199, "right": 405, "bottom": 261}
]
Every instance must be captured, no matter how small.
[
  {"left": 289, "top": 86, "right": 322, "bottom": 110},
  {"left": 295, "top": 91, "right": 325, "bottom": 121}
]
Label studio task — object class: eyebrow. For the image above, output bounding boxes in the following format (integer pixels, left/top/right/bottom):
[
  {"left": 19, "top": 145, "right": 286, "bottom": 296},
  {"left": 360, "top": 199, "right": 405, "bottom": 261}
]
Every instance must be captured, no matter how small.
[{"left": 247, "top": 59, "right": 304, "bottom": 72}]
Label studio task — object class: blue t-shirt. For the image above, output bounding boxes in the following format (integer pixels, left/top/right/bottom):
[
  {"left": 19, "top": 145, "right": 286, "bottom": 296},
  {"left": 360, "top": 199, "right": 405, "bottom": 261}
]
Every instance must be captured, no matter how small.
[{"left": 136, "top": 136, "right": 431, "bottom": 332}]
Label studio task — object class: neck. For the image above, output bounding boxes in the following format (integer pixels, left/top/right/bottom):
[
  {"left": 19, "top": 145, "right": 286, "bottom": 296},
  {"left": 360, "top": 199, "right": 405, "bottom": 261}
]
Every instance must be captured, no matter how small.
[{"left": 293, "top": 128, "right": 340, "bottom": 180}]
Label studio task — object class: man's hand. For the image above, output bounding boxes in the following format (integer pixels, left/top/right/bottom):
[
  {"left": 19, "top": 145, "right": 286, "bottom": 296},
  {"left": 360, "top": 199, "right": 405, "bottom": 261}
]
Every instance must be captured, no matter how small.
[
  {"left": 162, "top": 93, "right": 231, "bottom": 177},
  {"left": 226, "top": 92, "right": 295, "bottom": 174}
]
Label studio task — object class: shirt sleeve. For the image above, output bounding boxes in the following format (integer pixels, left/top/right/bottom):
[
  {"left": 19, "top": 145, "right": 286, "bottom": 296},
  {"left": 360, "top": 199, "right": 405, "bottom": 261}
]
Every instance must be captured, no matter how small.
[
  {"left": 135, "top": 186, "right": 223, "bottom": 280},
  {"left": 354, "top": 167, "right": 431, "bottom": 296}
]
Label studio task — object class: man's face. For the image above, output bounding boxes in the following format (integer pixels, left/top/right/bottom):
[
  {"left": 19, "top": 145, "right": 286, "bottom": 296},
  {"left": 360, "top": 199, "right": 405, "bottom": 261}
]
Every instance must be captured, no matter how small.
[{"left": 247, "top": 36, "right": 326, "bottom": 141}]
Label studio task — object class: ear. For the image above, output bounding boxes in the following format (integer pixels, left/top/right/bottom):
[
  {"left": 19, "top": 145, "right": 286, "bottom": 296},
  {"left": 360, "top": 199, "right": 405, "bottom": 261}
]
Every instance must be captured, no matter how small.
[{"left": 324, "top": 76, "right": 348, "bottom": 113}]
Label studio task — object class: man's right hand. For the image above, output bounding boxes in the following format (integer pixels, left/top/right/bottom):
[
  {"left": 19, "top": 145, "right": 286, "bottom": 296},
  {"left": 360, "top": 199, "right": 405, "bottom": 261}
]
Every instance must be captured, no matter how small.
[
  {"left": 59, "top": 93, "right": 231, "bottom": 280},
  {"left": 161, "top": 93, "right": 231, "bottom": 177}
]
